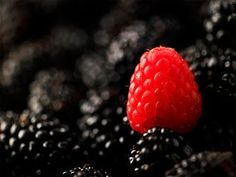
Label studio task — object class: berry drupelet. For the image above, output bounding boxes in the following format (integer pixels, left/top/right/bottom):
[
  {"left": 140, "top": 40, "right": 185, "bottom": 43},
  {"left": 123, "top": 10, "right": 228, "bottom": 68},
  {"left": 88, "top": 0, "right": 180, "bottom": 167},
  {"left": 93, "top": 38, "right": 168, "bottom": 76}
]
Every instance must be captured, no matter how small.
[
  {"left": 79, "top": 88, "right": 118, "bottom": 115},
  {"left": 93, "top": 0, "right": 135, "bottom": 48},
  {"left": 28, "top": 68, "right": 81, "bottom": 123},
  {"left": 48, "top": 26, "right": 88, "bottom": 59},
  {"left": 77, "top": 95, "right": 140, "bottom": 176},
  {"left": 186, "top": 120, "right": 236, "bottom": 153},
  {"left": 76, "top": 53, "right": 110, "bottom": 90},
  {"left": 129, "top": 127, "right": 193, "bottom": 177},
  {"left": 181, "top": 40, "right": 211, "bottom": 90},
  {"left": 0, "top": 110, "right": 83, "bottom": 177},
  {"left": 182, "top": 41, "right": 236, "bottom": 120},
  {"left": 165, "top": 151, "right": 236, "bottom": 177},
  {"left": 0, "top": 27, "right": 87, "bottom": 111},
  {"left": 62, "top": 164, "right": 111, "bottom": 177},
  {"left": 204, "top": 0, "right": 236, "bottom": 49},
  {"left": 127, "top": 47, "right": 202, "bottom": 134},
  {"left": 77, "top": 16, "right": 185, "bottom": 93},
  {"left": 0, "top": 41, "right": 45, "bottom": 90},
  {"left": 0, "top": 41, "right": 46, "bottom": 111},
  {"left": 105, "top": 16, "right": 184, "bottom": 90}
]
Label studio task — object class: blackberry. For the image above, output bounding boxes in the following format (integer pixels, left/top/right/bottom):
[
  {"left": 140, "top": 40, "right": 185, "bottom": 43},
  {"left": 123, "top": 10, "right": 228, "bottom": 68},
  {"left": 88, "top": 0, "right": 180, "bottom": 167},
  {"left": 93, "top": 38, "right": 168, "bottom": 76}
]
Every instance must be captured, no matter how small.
[
  {"left": 0, "top": 41, "right": 48, "bottom": 88},
  {"left": 129, "top": 128, "right": 193, "bottom": 177},
  {"left": 118, "top": 0, "right": 202, "bottom": 40},
  {"left": 181, "top": 40, "right": 210, "bottom": 87},
  {"left": 62, "top": 164, "right": 111, "bottom": 177},
  {"left": 28, "top": 69, "right": 82, "bottom": 123},
  {"left": 93, "top": 0, "right": 135, "bottom": 48},
  {"left": 0, "top": 41, "right": 46, "bottom": 111},
  {"left": 182, "top": 41, "right": 236, "bottom": 119},
  {"left": 77, "top": 95, "right": 140, "bottom": 176},
  {"left": 105, "top": 16, "right": 184, "bottom": 90},
  {"left": 45, "top": 26, "right": 88, "bottom": 68},
  {"left": 77, "top": 16, "right": 184, "bottom": 92},
  {"left": 48, "top": 26, "right": 88, "bottom": 55},
  {"left": 165, "top": 151, "right": 236, "bottom": 177},
  {"left": 0, "top": 27, "right": 87, "bottom": 110},
  {"left": 0, "top": 110, "right": 83, "bottom": 177},
  {"left": 204, "top": 0, "right": 236, "bottom": 49},
  {"left": 79, "top": 88, "right": 118, "bottom": 115},
  {"left": 0, "top": 0, "right": 101, "bottom": 50},
  {"left": 76, "top": 53, "right": 110, "bottom": 90},
  {"left": 0, "top": 26, "right": 87, "bottom": 89},
  {"left": 186, "top": 120, "right": 236, "bottom": 153}
]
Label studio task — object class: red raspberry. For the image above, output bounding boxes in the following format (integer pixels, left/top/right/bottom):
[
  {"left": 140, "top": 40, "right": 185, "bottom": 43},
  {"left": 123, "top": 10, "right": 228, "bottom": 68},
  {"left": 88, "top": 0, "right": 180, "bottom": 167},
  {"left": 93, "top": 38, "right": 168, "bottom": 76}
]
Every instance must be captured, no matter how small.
[{"left": 127, "top": 46, "right": 202, "bottom": 134}]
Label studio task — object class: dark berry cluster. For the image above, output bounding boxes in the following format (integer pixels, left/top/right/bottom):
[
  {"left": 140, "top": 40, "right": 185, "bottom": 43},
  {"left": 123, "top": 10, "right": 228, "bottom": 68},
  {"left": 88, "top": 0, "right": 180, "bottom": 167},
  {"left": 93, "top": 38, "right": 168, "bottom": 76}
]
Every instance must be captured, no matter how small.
[
  {"left": 28, "top": 69, "right": 81, "bottom": 123},
  {"left": 62, "top": 164, "right": 111, "bottom": 177},
  {"left": 0, "top": 0, "right": 235, "bottom": 177},
  {"left": 0, "top": 110, "right": 83, "bottom": 177},
  {"left": 77, "top": 95, "right": 140, "bottom": 176},
  {"left": 166, "top": 151, "right": 236, "bottom": 177},
  {"left": 204, "top": 0, "right": 236, "bottom": 49},
  {"left": 129, "top": 128, "right": 193, "bottom": 177}
]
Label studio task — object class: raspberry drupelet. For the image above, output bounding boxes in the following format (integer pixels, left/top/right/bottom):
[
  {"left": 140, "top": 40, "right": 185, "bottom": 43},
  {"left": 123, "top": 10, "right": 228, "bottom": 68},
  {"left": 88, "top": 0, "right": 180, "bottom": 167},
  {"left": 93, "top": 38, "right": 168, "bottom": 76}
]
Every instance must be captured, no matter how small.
[{"left": 127, "top": 46, "right": 202, "bottom": 134}]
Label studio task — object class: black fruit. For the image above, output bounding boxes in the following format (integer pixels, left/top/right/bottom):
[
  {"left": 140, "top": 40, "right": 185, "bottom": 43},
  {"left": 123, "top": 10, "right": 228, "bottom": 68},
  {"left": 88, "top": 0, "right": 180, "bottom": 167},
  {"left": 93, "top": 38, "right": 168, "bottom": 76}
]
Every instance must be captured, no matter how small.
[
  {"left": 28, "top": 68, "right": 81, "bottom": 123},
  {"left": 62, "top": 164, "right": 111, "bottom": 177},
  {"left": 78, "top": 95, "right": 140, "bottom": 176},
  {"left": 129, "top": 127, "right": 193, "bottom": 177},
  {"left": 0, "top": 27, "right": 87, "bottom": 111},
  {"left": 106, "top": 16, "right": 185, "bottom": 89},
  {"left": 182, "top": 41, "right": 236, "bottom": 120},
  {"left": 204, "top": 0, "right": 236, "bottom": 49},
  {"left": 0, "top": 110, "right": 83, "bottom": 177},
  {"left": 186, "top": 120, "right": 236, "bottom": 153},
  {"left": 165, "top": 151, "right": 236, "bottom": 177}
]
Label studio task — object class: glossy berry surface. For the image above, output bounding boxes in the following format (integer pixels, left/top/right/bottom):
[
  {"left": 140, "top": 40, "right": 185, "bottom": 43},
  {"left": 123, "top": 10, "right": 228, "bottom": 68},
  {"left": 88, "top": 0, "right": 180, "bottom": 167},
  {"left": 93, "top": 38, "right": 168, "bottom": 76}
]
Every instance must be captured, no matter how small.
[
  {"left": 186, "top": 120, "right": 236, "bottom": 153},
  {"left": 0, "top": 111, "right": 82, "bottom": 177},
  {"left": 183, "top": 42, "right": 236, "bottom": 99},
  {"left": 28, "top": 69, "right": 81, "bottom": 123},
  {"left": 77, "top": 95, "right": 140, "bottom": 176},
  {"left": 127, "top": 47, "right": 202, "bottom": 134},
  {"left": 182, "top": 41, "right": 236, "bottom": 121},
  {"left": 0, "top": 0, "right": 235, "bottom": 176},
  {"left": 62, "top": 164, "right": 111, "bottom": 177},
  {"left": 129, "top": 127, "right": 193, "bottom": 177},
  {"left": 166, "top": 151, "right": 236, "bottom": 177},
  {"left": 204, "top": 0, "right": 236, "bottom": 49}
]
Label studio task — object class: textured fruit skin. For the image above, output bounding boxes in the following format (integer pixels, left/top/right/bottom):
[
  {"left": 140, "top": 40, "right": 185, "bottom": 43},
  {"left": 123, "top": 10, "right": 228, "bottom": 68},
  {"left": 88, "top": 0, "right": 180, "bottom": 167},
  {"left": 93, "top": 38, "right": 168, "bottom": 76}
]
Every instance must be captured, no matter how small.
[
  {"left": 127, "top": 47, "right": 202, "bottom": 134},
  {"left": 62, "top": 164, "right": 111, "bottom": 177},
  {"left": 77, "top": 95, "right": 140, "bottom": 176},
  {"left": 186, "top": 120, "right": 236, "bottom": 153},
  {"left": 183, "top": 41, "right": 236, "bottom": 99},
  {"left": 204, "top": 0, "right": 236, "bottom": 49},
  {"left": 182, "top": 41, "right": 236, "bottom": 121},
  {"left": 77, "top": 16, "right": 184, "bottom": 93},
  {"left": 28, "top": 68, "right": 81, "bottom": 123},
  {"left": 0, "top": 27, "right": 87, "bottom": 111},
  {"left": 129, "top": 127, "right": 193, "bottom": 177},
  {"left": 105, "top": 16, "right": 185, "bottom": 89},
  {"left": 0, "top": 110, "right": 83, "bottom": 177},
  {"left": 165, "top": 151, "right": 236, "bottom": 177}
]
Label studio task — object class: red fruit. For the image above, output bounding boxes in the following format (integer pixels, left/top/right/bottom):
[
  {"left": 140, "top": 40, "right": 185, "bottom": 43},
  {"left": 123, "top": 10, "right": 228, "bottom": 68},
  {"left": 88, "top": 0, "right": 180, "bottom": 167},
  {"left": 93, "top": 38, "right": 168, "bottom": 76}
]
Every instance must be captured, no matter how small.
[{"left": 127, "top": 46, "right": 202, "bottom": 134}]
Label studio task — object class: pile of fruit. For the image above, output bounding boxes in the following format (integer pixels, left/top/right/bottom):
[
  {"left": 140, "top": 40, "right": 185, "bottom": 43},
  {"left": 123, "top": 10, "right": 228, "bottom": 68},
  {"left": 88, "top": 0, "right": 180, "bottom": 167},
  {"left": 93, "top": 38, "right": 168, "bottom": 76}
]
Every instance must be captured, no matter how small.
[{"left": 0, "top": 0, "right": 235, "bottom": 177}]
